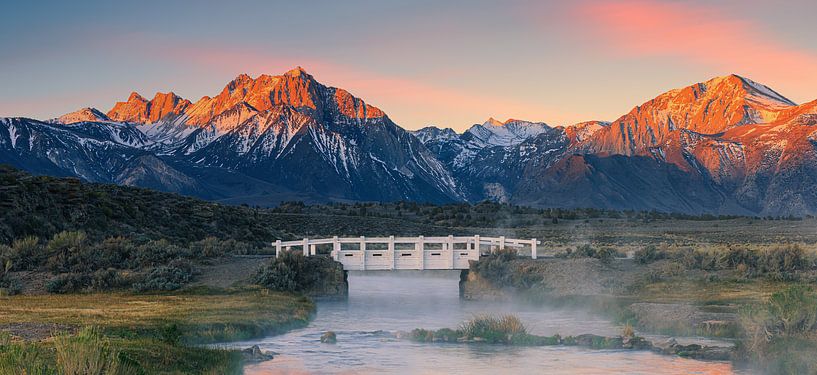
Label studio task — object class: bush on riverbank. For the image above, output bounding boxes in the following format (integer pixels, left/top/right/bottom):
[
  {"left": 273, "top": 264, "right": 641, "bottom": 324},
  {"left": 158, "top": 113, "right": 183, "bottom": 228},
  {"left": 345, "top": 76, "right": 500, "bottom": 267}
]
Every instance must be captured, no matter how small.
[
  {"left": 459, "top": 315, "right": 527, "bottom": 344},
  {"left": 254, "top": 252, "right": 347, "bottom": 295},
  {"left": 738, "top": 285, "right": 817, "bottom": 374}
]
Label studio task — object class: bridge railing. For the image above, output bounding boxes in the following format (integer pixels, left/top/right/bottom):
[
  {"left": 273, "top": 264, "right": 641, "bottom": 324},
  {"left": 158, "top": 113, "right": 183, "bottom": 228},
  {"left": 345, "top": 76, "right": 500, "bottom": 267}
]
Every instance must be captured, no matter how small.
[{"left": 271, "top": 236, "right": 540, "bottom": 271}]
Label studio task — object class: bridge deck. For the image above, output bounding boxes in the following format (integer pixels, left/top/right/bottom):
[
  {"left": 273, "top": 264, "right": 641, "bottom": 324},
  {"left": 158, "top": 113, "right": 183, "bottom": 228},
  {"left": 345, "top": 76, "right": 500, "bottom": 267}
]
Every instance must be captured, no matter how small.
[{"left": 273, "top": 236, "right": 539, "bottom": 271}]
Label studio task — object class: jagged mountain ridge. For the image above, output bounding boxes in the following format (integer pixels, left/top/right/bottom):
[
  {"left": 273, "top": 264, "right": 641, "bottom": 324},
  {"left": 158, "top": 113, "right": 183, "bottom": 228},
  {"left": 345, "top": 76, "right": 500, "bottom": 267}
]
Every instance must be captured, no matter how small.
[
  {"left": 1, "top": 71, "right": 816, "bottom": 215},
  {"left": 413, "top": 75, "right": 817, "bottom": 215},
  {"left": 0, "top": 68, "right": 461, "bottom": 204}
]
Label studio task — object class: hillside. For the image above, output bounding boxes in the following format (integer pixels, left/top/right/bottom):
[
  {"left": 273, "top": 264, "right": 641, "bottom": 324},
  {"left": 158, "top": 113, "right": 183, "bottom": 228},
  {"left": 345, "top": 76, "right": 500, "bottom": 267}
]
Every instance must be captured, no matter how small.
[{"left": 0, "top": 165, "right": 447, "bottom": 246}]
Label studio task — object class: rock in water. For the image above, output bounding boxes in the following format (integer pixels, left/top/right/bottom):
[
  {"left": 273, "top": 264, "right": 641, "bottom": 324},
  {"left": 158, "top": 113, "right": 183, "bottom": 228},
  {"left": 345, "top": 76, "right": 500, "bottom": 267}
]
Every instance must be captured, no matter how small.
[
  {"left": 321, "top": 331, "right": 337, "bottom": 344},
  {"left": 242, "top": 345, "right": 274, "bottom": 362}
]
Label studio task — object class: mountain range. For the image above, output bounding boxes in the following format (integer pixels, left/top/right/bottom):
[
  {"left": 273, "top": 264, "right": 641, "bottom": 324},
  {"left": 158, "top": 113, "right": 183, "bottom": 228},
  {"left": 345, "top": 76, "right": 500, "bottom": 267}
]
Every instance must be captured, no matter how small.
[{"left": 1, "top": 69, "right": 815, "bottom": 215}]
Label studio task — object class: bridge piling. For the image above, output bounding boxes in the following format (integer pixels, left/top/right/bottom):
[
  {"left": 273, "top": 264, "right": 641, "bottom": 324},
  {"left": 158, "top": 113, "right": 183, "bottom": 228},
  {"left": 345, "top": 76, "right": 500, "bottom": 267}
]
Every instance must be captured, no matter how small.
[
  {"left": 418, "top": 236, "right": 424, "bottom": 270},
  {"left": 531, "top": 239, "right": 537, "bottom": 259},
  {"left": 388, "top": 236, "right": 395, "bottom": 270},
  {"left": 360, "top": 236, "right": 366, "bottom": 270},
  {"left": 448, "top": 235, "right": 454, "bottom": 269}
]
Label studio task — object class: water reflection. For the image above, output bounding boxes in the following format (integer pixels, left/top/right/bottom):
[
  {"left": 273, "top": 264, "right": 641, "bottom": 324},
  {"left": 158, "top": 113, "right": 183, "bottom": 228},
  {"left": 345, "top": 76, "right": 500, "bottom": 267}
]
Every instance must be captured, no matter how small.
[{"left": 235, "top": 271, "right": 742, "bottom": 374}]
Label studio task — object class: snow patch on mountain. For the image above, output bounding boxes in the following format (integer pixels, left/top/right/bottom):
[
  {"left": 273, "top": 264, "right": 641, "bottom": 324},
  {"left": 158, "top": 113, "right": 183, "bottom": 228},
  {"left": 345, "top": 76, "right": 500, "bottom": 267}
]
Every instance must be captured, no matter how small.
[{"left": 465, "top": 118, "right": 550, "bottom": 147}]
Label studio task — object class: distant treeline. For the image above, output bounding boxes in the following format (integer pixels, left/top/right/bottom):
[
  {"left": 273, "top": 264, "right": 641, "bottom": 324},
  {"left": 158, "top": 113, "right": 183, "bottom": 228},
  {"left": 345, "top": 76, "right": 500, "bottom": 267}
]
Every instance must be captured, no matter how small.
[
  {"left": 269, "top": 201, "right": 807, "bottom": 228},
  {"left": 0, "top": 164, "right": 808, "bottom": 248}
]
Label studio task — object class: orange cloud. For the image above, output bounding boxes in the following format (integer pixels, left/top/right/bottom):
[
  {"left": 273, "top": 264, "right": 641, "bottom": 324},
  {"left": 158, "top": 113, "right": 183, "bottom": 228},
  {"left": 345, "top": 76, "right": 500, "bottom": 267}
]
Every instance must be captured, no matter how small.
[
  {"left": 570, "top": 0, "right": 817, "bottom": 102},
  {"left": 111, "top": 34, "right": 576, "bottom": 130}
]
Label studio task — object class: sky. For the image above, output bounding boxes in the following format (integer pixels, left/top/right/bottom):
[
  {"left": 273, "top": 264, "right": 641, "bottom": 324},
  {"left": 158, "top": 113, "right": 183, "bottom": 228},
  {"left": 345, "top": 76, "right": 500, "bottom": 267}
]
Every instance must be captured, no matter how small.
[{"left": 2, "top": 0, "right": 817, "bottom": 131}]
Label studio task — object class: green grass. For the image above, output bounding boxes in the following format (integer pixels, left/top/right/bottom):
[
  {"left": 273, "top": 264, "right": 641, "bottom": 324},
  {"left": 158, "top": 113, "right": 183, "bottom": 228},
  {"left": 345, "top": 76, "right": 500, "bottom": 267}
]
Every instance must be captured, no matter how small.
[{"left": 0, "top": 287, "right": 314, "bottom": 374}]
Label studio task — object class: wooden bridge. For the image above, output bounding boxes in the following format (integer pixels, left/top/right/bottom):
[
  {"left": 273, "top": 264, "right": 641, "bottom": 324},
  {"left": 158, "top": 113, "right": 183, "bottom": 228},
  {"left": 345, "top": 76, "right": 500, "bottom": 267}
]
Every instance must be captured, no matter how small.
[{"left": 273, "top": 236, "right": 539, "bottom": 271}]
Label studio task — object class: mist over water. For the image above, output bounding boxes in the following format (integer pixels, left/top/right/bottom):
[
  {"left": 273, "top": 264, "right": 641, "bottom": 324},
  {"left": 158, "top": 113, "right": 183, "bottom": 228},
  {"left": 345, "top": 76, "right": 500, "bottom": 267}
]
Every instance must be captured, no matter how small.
[{"left": 233, "top": 272, "right": 742, "bottom": 374}]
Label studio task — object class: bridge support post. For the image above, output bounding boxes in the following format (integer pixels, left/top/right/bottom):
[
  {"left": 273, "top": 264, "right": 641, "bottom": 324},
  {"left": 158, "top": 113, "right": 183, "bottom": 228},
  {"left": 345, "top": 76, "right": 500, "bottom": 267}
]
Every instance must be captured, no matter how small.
[
  {"left": 417, "top": 235, "right": 424, "bottom": 270},
  {"left": 275, "top": 240, "right": 282, "bottom": 258},
  {"left": 474, "top": 235, "right": 480, "bottom": 256},
  {"left": 459, "top": 269, "right": 469, "bottom": 298},
  {"left": 360, "top": 236, "right": 366, "bottom": 270},
  {"left": 531, "top": 239, "right": 537, "bottom": 259},
  {"left": 310, "top": 244, "right": 317, "bottom": 256},
  {"left": 388, "top": 236, "right": 395, "bottom": 270},
  {"left": 499, "top": 236, "right": 505, "bottom": 252},
  {"left": 448, "top": 235, "right": 454, "bottom": 269},
  {"left": 302, "top": 238, "right": 309, "bottom": 256},
  {"left": 332, "top": 236, "right": 340, "bottom": 261}
]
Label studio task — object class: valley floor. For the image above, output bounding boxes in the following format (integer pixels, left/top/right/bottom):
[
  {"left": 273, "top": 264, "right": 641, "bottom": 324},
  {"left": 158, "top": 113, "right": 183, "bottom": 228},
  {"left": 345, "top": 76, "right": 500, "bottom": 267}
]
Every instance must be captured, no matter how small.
[
  {"left": 463, "top": 255, "right": 817, "bottom": 374},
  {"left": 0, "top": 258, "right": 313, "bottom": 374}
]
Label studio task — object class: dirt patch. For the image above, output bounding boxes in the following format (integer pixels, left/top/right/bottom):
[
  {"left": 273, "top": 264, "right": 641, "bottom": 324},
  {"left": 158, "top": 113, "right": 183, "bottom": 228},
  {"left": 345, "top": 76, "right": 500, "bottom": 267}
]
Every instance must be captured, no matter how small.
[{"left": 0, "top": 322, "right": 76, "bottom": 341}]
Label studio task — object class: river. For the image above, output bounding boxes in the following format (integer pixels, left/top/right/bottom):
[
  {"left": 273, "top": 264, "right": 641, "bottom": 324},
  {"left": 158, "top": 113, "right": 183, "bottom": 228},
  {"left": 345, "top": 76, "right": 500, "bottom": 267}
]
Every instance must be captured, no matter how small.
[{"left": 231, "top": 271, "right": 744, "bottom": 374}]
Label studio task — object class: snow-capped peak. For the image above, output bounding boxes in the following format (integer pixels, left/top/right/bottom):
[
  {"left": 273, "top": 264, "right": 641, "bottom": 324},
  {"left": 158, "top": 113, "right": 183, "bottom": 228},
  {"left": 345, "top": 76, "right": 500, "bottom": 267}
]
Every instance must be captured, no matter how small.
[
  {"left": 52, "top": 107, "right": 111, "bottom": 124},
  {"left": 466, "top": 118, "right": 550, "bottom": 147},
  {"left": 411, "top": 126, "right": 459, "bottom": 143}
]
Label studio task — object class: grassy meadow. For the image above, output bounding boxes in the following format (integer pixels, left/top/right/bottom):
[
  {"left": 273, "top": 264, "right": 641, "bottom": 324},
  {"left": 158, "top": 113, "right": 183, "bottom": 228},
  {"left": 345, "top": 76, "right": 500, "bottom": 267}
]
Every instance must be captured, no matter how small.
[{"left": 0, "top": 287, "right": 313, "bottom": 374}]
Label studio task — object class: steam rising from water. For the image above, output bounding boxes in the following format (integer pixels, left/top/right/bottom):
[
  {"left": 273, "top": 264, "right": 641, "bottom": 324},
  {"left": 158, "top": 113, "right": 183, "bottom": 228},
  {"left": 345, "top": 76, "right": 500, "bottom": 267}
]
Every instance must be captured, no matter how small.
[{"left": 229, "top": 272, "right": 743, "bottom": 374}]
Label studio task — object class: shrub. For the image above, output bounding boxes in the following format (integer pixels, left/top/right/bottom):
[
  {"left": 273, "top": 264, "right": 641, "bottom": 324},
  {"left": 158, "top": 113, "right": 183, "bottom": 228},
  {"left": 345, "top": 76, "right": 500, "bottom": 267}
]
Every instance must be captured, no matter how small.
[
  {"left": 89, "top": 237, "right": 135, "bottom": 271},
  {"left": 719, "top": 246, "right": 758, "bottom": 270},
  {"left": 758, "top": 245, "right": 807, "bottom": 280},
  {"left": 738, "top": 285, "right": 817, "bottom": 372},
  {"left": 254, "top": 252, "right": 344, "bottom": 294},
  {"left": 557, "top": 244, "right": 619, "bottom": 264},
  {"left": 90, "top": 269, "right": 127, "bottom": 291},
  {"left": 766, "top": 285, "right": 817, "bottom": 336},
  {"left": 1, "top": 236, "right": 42, "bottom": 271},
  {"left": 189, "top": 237, "right": 225, "bottom": 258},
  {"left": 0, "top": 276, "right": 21, "bottom": 296},
  {"left": 132, "top": 239, "right": 187, "bottom": 268},
  {"left": 634, "top": 245, "right": 665, "bottom": 264},
  {"left": 470, "top": 248, "right": 517, "bottom": 287},
  {"left": 45, "top": 231, "right": 88, "bottom": 273},
  {"left": 46, "top": 273, "right": 92, "bottom": 294},
  {"left": 458, "top": 315, "right": 527, "bottom": 344},
  {"left": 132, "top": 265, "right": 194, "bottom": 292},
  {"left": 188, "top": 237, "right": 255, "bottom": 258},
  {"left": 254, "top": 261, "right": 298, "bottom": 292}
]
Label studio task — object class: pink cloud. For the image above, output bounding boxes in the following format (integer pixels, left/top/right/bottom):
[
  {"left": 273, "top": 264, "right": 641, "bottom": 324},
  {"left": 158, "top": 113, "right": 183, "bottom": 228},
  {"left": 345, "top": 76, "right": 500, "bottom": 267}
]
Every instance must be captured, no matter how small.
[
  {"left": 566, "top": 0, "right": 817, "bottom": 101},
  {"left": 105, "top": 34, "right": 576, "bottom": 129}
]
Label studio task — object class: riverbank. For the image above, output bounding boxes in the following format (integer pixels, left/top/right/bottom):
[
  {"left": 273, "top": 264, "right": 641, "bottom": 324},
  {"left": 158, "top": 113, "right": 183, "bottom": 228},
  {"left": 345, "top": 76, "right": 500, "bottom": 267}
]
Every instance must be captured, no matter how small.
[
  {"left": 462, "top": 251, "right": 817, "bottom": 373},
  {"left": 0, "top": 286, "right": 314, "bottom": 373}
]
